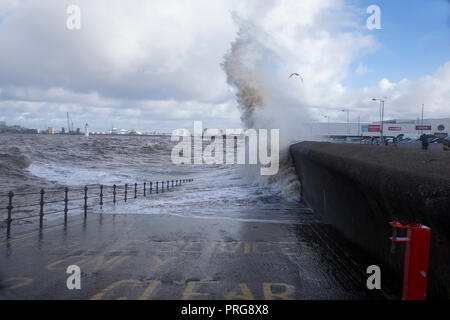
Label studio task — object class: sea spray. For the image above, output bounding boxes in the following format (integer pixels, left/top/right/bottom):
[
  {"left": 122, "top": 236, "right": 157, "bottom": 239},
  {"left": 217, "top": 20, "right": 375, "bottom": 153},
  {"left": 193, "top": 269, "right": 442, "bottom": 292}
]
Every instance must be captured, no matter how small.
[{"left": 222, "top": 14, "right": 312, "bottom": 200}]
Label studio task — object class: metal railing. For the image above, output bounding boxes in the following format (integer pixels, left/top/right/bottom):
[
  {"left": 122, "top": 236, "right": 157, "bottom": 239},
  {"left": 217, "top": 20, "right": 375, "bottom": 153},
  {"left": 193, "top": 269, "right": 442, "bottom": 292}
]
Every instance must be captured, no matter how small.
[{"left": 1, "top": 178, "right": 194, "bottom": 234}]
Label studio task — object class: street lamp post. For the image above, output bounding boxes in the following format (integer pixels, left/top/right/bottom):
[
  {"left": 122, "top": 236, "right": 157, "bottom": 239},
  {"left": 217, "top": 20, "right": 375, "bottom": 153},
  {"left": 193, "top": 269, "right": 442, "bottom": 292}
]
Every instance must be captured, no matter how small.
[
  {"left": 358, "top": 115, "right": 361, "bottom": 140},
  {"left": 421, "top": 104, "right": 424, "bottom": 135},
  {"left": 341, "top": 109, "right": 350, "bottom": 140},
  {"left": 372, "top": 98, "right": 385, "bottom": 143}
]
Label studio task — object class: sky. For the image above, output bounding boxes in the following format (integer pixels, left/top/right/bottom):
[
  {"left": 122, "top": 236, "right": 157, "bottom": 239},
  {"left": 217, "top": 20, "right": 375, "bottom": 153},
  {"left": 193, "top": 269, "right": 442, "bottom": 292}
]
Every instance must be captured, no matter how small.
[{"left": 0, "top": 0, "right": 449, "bottom": 132}]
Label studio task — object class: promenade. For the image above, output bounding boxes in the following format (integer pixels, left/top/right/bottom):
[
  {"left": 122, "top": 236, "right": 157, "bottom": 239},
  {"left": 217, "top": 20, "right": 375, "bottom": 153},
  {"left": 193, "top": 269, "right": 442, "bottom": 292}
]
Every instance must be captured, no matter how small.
[{"left": 0, "top": 211, "right": 389, "bottom": 300}]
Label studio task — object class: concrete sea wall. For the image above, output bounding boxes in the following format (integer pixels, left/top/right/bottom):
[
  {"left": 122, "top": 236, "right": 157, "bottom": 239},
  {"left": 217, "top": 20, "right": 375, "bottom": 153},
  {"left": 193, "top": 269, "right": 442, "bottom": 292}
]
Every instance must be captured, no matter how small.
[{"left": 290, "top": 142, "right": 450, "bottom": 299}]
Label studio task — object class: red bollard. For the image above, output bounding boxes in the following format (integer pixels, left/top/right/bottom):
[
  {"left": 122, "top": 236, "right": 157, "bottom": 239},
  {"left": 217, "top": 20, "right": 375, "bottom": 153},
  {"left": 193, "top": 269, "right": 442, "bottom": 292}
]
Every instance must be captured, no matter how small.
[{"left": 389, "top": 221, "right": 431, "bottom": 300}]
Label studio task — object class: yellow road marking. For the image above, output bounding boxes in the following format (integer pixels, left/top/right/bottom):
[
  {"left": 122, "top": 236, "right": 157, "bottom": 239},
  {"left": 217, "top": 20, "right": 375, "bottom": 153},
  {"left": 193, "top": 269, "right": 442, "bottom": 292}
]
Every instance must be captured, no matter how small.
[
  {"left": 90, "top": 280, "right": 142, "bottom": 300},
  {"left": 138, "top": 280, "right": 161, "bottom": 300},
  {"left": 182, "top": 280, "right": 218, "bottom": 300},
  {"left": 226, "top": 283, "right": 255, "bottom": 300},
  {"left": 0, "top": 277, "right": 33, "bottom": 290},
  {"left": 263, "top": 282, "right": 295, "bottom": 300}
]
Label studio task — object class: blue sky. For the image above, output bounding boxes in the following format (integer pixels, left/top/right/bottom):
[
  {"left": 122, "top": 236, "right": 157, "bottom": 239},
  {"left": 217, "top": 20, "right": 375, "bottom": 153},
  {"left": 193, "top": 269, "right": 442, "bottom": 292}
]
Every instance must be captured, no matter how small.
[{"left": 345, "top": 0, "right": 450, "bottom": 88}]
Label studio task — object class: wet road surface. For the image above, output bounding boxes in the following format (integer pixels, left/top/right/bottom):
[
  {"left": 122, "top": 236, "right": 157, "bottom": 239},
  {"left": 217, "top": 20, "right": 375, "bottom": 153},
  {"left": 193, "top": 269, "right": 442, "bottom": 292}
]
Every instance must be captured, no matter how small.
[{"left": 0, "top": 211, "right": 391, "bottom": 300}]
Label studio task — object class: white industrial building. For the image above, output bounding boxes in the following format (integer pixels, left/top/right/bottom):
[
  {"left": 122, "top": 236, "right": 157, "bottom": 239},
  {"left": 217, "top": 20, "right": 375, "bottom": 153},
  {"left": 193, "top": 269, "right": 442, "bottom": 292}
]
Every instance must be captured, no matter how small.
[{"left": 307, "top": 118, "right": 450, "bottom": 139}]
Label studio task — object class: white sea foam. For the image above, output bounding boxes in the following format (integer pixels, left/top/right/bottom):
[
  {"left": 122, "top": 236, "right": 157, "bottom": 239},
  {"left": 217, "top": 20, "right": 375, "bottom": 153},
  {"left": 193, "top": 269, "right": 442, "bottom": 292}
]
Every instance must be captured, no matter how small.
[{"left": 222, "top": 14, "right": 314, "bottom": 200}]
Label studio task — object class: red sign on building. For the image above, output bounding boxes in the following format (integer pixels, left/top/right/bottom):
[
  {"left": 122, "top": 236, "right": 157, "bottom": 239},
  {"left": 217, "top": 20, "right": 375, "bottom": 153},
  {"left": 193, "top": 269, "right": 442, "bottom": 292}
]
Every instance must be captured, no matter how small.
[
  {"left": 368, "top": 125, "right": 381, "bottom": 132},
  {"left": 388, "top": 126, "right": 402, "bottom": 131},
  {"left": 415, "top": 125, "right": 432, "bottom": 131}
]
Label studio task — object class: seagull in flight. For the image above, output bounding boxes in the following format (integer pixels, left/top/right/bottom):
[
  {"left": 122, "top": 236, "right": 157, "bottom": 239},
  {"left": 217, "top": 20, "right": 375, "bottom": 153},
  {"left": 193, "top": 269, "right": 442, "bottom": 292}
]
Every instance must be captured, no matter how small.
[{"left": 289, "top": 72, "right": 303, "bottom": 83}]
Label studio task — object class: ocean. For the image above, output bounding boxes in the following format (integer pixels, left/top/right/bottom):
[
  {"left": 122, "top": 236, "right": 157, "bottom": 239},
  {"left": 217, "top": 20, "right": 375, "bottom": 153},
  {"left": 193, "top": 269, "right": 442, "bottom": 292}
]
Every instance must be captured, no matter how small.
[{"left": 0, "top": 134, "right": 317, "bottom": 227}]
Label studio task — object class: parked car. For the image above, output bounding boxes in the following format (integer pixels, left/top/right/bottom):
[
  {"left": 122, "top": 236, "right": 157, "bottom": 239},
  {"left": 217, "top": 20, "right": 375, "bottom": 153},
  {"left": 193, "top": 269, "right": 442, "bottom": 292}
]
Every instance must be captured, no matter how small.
[{"left": 430, "top": 135, "right": 449, "bottom": 143}]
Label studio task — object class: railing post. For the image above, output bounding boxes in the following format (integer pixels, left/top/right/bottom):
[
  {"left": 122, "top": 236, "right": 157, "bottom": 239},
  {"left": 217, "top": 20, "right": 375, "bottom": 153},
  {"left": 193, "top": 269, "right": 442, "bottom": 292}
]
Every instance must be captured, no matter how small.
[
  {"left": 125, "top": 184, "right": 128, "bottom": 202},
  {"left": 156, "top": 181, "right": 159, "bottom": 194},
  {"left": 134, "top": 183, "right": 137, "bottom": 199},
  {"left": 144, "top": 182, "right": 146, "bottom": 197},
  {"left": 167, "top": 181, "right": 169, "bottom": 189},
  {"left": 172, "top": 180, "right": 174, "bottom": 188},
  {"left": 84, "top": 186, "right": 88, "bottom": 218},
  {"left": 7, "top": 191, "right": 13, "bottom": 226},
  {"left": 162, "top": 181, "right": 164, "bottom": 193},
  {"left": 100, "top": 185, "right": 104, "bottom": 207},
  {"left": 39, "top": 188, "right": 45, "bottom": 218},
  {"left": 64, "top": 187, "right": 69, "bottom": 220},
  {"left": 150, "top": 182, "right": 153, "bottom": 194},
  {"left": 113, "top": 184, "right": 117, "bottom": 204}
]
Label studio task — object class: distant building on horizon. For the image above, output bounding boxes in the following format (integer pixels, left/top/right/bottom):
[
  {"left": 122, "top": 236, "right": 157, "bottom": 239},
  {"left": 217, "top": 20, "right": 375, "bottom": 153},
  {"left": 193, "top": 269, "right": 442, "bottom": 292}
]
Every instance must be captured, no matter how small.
[{"left": 309, "top": 117, "right": 450, "bottom": 139}]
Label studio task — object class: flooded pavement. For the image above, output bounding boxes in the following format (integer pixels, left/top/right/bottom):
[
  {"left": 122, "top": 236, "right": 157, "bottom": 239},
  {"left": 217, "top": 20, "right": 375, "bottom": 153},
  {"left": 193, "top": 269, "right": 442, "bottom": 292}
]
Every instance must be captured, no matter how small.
[{"left": 0, "top": 210, "right": 392, "bottom": 300}]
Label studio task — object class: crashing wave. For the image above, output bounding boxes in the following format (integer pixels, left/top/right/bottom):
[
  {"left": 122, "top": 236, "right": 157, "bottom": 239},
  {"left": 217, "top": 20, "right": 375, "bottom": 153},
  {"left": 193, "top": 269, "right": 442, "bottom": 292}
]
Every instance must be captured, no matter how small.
[{"left": 222, "top": 14, "right": 310, "bottom": 201}]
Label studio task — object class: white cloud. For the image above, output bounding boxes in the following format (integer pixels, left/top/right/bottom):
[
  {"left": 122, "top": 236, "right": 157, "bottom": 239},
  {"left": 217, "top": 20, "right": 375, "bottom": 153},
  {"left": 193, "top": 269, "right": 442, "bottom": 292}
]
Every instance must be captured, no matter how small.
[
  {"left": 378, "top": 78, "right": 395, "bottom": 91},
  {"left": 0, "top": 0, "right": 448, "bottom": 133},
  {"left": 309, "top": 61, "right": 450, "bottom": 123}
]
